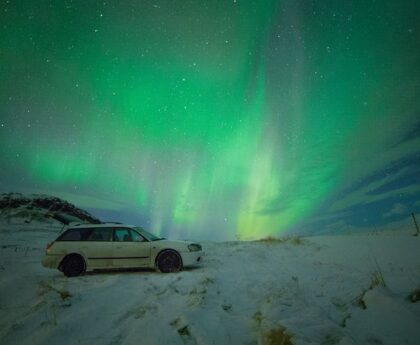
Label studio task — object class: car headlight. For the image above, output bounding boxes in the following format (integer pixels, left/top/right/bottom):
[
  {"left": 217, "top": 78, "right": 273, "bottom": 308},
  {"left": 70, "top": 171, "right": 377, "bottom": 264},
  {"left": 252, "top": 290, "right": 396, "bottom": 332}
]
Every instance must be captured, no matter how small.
[{"left": 188, "top": 243, "right": 202, "bottom": 252}]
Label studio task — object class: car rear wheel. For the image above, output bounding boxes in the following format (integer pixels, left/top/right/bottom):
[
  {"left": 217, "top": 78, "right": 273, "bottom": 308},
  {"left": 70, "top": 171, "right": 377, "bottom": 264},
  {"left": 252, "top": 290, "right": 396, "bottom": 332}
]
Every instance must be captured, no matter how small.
[
  {"left": 61, "top": 254, "right": 85, "bottom": 277},
  {"left": 156, "top": 250, "right": 182, "bottom": 273}
]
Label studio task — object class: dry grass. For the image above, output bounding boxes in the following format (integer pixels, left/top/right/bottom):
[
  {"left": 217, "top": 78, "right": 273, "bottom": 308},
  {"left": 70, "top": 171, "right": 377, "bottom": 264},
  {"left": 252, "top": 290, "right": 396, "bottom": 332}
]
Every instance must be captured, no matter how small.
[
  {"left": 38, "top": 281, "right": 72, "bottom": 300},
  {"left": 261, "top": 326, "right": 294, "bottom": 345},
  {"left": 356, "top": 271, "right": 386, "bottom": 309},
  {"left": 177, "top": 325, "right": 190, "bottom": 336},
  {"left": 321, "top": 334, "right": 341, "bottom": 345},
  {"left": 290, "top": 237, "right": 304, "bottom": 245},
  {"left": 258, "top": 236, "right": 304, "bottom": 245},
  {"left": 408, "top": 288, "right": 420, "bottom": 303},
  {"left": 369, "top": 271, "right": 386, "bottom": 289},
  {"left": 258, "top": 236, "right": 283, "bottom": 243},
  {"left": 253, "top": 311, "right": 263, "bottom": 325}
]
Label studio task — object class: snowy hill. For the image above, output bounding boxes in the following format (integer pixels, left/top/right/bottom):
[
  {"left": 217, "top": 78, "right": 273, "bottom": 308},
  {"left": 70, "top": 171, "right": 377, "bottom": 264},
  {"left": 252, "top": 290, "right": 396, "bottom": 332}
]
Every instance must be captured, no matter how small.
[
  {"left": 0, "top": 192, "right": 101, "bottom": 225},
  {"left": 0, "top": 222, "right": 419, "bottom": 345}
]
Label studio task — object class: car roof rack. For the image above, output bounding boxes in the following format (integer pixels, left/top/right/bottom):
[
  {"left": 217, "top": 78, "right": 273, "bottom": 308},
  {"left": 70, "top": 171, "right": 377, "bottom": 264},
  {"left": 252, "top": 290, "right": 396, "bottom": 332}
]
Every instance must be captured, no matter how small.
[{"left": 101, "top": 221, "right": 123, "bottom": 224}]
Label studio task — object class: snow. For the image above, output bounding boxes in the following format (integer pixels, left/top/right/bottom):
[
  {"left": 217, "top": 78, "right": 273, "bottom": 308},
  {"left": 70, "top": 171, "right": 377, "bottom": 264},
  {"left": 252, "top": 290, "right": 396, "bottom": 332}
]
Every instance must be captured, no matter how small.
[{"left": 0, "top": 222, "right": 419, "bottom": 345}]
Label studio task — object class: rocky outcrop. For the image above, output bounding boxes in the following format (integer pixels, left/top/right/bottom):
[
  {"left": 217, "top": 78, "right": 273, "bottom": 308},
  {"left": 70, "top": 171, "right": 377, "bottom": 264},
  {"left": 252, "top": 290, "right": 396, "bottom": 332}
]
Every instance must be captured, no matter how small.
[{"left": 0, "top": 192, "right": 101, "bottom": 224}]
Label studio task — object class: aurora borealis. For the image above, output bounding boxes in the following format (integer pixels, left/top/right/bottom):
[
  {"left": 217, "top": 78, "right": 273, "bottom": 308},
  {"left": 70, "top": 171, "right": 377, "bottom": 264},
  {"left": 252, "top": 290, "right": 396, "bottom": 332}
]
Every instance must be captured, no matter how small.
[{"left": 1, "top": 1, "right": 419, "bottom": 240}]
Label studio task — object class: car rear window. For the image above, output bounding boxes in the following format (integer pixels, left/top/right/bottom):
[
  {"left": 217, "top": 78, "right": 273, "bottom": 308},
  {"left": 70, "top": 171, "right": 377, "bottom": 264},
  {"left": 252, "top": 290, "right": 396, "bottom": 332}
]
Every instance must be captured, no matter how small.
[
  {"left": 57, "top": 228, "right": 84, "bottom": 241},
  {"left": 57, "top": 228, "right": 113, "bottom": 241}
]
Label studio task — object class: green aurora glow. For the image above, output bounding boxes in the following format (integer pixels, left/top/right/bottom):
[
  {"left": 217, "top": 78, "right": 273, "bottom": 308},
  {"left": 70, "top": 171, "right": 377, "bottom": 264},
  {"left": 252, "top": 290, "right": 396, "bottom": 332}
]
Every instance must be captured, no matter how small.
[{"left": 1, "top": 1, "right": 419, "bottom": 239}]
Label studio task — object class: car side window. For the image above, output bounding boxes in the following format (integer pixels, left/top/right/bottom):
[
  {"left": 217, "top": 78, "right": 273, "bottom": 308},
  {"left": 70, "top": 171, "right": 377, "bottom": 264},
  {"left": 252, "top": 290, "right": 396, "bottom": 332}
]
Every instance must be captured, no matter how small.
[
  {"left": 57, "top": 229, "right": 81, "bottom": 241},
  {"left": 130, "top": 229, "right": 146, "bottom": 242},
  {"left": 114, "top": 228, "right": 132, "bottom": 242},
  {"left": 85, "top": 228, "right": 113, "bottom": 241}
]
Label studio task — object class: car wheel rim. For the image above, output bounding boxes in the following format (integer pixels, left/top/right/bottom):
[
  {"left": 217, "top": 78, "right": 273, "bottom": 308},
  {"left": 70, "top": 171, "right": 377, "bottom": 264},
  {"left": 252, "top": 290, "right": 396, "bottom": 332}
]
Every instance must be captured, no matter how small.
[{"left": 160, "top": 252, "right": 180, "bottom": 272}]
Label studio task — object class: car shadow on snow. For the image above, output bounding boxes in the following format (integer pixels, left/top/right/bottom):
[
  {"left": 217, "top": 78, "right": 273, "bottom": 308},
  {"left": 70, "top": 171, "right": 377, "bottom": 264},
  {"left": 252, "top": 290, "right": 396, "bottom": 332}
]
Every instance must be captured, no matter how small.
[{"left": 81, "top": 265, "right": 202, "bottom": 276}]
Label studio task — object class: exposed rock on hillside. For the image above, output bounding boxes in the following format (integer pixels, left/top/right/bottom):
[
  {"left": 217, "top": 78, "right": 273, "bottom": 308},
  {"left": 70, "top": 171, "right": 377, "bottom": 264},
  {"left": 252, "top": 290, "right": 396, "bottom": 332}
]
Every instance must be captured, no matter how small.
[{"left": 0, "top": 192, "right": 101, "bottom": 224}]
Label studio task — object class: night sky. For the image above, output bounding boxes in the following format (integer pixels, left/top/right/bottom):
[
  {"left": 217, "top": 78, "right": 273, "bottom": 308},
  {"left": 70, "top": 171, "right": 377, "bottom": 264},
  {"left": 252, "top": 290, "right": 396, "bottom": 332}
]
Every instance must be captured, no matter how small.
[{"left": 1, "top": 1, "right": 419, "bottom": 240}]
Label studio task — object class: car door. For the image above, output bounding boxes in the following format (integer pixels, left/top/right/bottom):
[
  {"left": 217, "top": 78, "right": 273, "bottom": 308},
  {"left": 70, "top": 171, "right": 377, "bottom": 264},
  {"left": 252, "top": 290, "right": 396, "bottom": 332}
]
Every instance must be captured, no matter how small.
[
  {"left": 81, "top": 227, "right": 114, "bottom": 269},
  {"left": 112, "top": 228, "right": 151, "bottom": 268}
]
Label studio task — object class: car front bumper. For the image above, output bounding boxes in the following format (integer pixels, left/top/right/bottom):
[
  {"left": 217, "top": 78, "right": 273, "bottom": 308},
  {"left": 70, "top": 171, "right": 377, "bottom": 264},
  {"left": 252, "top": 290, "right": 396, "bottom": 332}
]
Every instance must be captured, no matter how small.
[{"left": 180, "top": 251, "right": 204, "bottom": 267}]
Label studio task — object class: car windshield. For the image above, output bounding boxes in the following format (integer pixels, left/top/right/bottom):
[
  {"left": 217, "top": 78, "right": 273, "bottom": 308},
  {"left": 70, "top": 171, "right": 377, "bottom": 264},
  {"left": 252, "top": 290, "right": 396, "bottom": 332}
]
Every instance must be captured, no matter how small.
[{"left": 134, "top": 227, "right": 163, "bottom": 241}]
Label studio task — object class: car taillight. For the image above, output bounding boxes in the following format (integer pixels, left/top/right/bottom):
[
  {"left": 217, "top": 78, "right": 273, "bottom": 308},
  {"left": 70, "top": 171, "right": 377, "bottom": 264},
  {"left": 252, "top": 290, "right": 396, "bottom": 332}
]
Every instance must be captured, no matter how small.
[{"left": 46, "top": 242, "right": 54, "bottom": 253}]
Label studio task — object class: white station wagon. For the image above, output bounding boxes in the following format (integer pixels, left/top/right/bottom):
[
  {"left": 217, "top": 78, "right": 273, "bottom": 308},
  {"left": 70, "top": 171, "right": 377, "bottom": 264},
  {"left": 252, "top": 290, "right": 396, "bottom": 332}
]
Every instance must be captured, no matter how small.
[{"left": 42, "top": 223, "right": 203, "bottom": 277}]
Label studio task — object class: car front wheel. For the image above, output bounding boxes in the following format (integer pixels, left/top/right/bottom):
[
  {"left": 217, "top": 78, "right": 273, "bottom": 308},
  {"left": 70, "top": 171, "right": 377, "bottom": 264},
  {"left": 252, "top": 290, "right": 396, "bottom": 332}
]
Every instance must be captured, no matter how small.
[
  {"left": 61, "top": 254, "right": 85, "bottom": 277},
  {"left": 156, "top": 250, "right": 182, "bottom": 273}
]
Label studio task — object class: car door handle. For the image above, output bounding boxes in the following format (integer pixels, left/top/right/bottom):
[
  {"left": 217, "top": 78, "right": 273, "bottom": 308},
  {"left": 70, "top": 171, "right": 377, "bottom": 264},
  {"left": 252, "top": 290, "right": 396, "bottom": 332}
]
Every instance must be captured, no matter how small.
[{"left": 116, "top": 246, "right": 122, "bottom": 249}]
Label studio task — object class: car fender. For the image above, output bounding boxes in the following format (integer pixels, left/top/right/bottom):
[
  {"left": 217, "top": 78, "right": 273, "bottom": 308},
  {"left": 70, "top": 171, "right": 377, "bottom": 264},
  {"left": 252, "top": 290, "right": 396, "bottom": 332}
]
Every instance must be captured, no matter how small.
[{"left": 151, "top": 240, "right": 197, "bottom": 265}]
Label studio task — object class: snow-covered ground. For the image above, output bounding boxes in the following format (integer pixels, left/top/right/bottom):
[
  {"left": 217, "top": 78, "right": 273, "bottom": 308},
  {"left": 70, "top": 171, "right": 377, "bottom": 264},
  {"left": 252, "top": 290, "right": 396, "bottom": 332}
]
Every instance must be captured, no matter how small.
[{"left": 0, "top": 221, "right": 419, "bottom": 345}]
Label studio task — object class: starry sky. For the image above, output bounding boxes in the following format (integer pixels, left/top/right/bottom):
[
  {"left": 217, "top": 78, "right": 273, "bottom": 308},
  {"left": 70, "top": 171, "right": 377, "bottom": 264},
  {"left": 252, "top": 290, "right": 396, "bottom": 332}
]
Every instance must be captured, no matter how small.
[{"left": 1, "top": 1, "right": 419, "bottom": 240}]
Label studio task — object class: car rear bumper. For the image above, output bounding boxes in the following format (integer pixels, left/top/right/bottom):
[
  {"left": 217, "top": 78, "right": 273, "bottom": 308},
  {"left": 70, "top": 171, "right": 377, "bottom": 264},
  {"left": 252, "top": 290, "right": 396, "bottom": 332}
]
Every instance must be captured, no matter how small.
[
  {"left": 42, "top": 254, "right": 62, "bottom": 269},
  {"left": 180, "top": 251, "right": 204, "bottom": 267}
]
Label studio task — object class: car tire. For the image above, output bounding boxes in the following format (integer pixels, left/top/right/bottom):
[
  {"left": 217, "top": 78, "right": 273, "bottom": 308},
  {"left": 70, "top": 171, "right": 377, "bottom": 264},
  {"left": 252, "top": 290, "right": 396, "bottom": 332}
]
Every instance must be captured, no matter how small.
[
  {"left": 61, "top": 254, "right": 85, "bottom": 277},
  {"left": 156, "top": 250, "right": 183, "bottom": 273}
]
